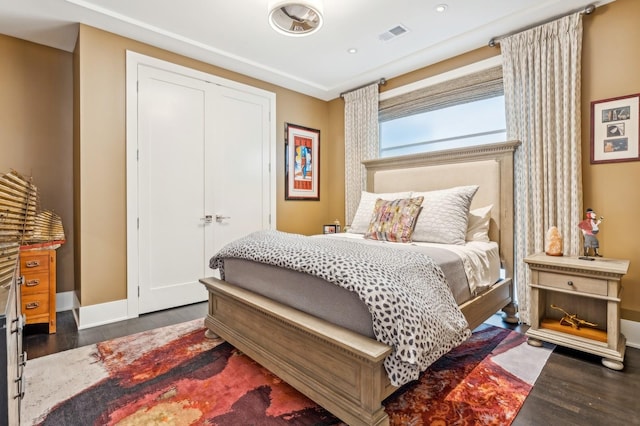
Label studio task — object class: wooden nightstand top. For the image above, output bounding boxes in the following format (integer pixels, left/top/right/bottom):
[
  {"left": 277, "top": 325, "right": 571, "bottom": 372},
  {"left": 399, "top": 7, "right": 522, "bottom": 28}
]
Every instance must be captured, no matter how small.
[{"left": 524, "top": 253, "right": 629, "bottom": 276}]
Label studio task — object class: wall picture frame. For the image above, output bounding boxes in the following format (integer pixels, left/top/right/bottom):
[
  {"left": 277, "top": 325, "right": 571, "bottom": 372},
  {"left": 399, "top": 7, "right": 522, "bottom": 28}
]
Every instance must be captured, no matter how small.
[
  {"left": 590, "top": 93, "right": 640, "bottom": 164},
  {"left": 285, "top": 123, "right": 320, "bottom": 200}
]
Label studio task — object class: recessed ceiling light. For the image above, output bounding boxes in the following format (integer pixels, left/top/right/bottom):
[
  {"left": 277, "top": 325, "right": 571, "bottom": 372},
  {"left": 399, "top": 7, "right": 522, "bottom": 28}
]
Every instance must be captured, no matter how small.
[
  {"left": 347, "top": 48, "right": 358, "bottom": 54},
  {"left": 435, "top": 4, "right": 448, "bottom": 13}
]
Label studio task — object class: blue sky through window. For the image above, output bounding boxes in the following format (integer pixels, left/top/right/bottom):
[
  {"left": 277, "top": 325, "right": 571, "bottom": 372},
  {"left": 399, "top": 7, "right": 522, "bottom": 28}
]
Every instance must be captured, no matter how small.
[{"left": 380, "top": 95, "right": 506, "bottom": 157}]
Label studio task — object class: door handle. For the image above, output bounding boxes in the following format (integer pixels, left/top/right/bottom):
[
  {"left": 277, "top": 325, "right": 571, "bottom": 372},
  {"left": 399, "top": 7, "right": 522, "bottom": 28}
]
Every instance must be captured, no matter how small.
[
  {"left": 215, "top": 214, "right": 230, "bottom": 223},
  {"left": 201, "top": 215, "right": 213, "bottom": 224}
]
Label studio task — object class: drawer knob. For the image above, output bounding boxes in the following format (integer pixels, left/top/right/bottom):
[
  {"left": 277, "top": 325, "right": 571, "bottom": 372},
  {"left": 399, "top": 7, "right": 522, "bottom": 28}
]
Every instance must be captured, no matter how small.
[
  {"left": 26, "top": 279, "right": 40, "bottom": 287},
  {"left": 25, "top": 260, "right": 40, "bottom": 268},
  {"left": 567, "top": 280, "right": 574, "bottom": 286},
  {"left": 25, "top": 301, "right": 40, "bottom": 310}
]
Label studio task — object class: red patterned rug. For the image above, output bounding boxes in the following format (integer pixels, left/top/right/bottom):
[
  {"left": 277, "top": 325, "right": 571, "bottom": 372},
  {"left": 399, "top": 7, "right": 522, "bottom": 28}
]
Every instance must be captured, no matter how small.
[{"left": 23, "top": 319, "right": 552, "bottom": 425}]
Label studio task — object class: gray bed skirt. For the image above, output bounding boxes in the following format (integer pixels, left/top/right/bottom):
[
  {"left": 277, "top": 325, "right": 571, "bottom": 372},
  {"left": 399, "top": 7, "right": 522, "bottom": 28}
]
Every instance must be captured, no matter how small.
[{"left": 222, "top": 246, "right": 471, "bottom": 338}]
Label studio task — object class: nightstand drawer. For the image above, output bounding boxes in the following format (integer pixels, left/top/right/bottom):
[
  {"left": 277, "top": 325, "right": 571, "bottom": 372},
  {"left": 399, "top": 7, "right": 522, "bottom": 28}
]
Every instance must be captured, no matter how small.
[
  {"left": 21, "top": 271, "right": 50, "bottom": 295},
  {"left": 21, "top": 293, "right": 50, "bottom": 317},
  {"left": 20, "top": 253, "right": 50, "bottom": 273},
  {"left": 538, "top": 271, "right": 607, "bottom": 296}
]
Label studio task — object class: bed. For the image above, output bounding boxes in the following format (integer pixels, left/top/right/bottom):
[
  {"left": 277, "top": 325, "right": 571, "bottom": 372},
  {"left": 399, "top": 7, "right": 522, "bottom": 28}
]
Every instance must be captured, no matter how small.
[{"left": 200, "top": 140, "right": 519, "bottom": 426}]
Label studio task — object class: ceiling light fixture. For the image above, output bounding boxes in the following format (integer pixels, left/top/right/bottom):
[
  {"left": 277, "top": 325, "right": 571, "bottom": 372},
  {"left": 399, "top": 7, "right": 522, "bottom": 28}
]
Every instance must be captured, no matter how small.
[
  {"left": 435, "top": 4, "right": 448, "bottom": 13},
  {"left": 347, "top": 48, "right": 358, "bottom": 54},
  {"left": 268, "top": 0, "right": 324, "bottom": 37}
]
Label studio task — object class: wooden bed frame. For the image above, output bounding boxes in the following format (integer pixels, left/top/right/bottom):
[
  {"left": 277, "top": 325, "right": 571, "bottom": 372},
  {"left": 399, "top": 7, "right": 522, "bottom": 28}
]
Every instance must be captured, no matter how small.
[{"left": 200, "top": 141, "right": 520, "bottom": 426}]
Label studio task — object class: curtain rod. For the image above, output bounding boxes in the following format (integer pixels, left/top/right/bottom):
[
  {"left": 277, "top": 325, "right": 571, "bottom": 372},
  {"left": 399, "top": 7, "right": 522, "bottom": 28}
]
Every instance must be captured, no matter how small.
[
  {"left": 340, "top": 78, "right": 387, "bottom": 98},
  {"left": 488, "top": 3, "right": 595, "bottom": 47}
]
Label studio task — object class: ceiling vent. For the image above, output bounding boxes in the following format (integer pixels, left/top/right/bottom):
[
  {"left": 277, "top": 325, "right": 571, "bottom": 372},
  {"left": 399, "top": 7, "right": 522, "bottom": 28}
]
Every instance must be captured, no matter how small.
[{"left": 378, "top": 24, "right": 409, "bottom": 42}]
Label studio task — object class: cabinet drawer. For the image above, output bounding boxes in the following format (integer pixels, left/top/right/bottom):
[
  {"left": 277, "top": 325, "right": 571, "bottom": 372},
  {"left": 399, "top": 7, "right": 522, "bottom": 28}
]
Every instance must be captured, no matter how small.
[
  {"left": 21, "top": 293, "right": 50, "bottom": 317},
  {"left": 537, "top": 271, "right": 607, "bottom": 296},
  {"left": 21, "top": 271, "right": 50, "bottom": 295},
  {"left": 20, "top": 253, "right": 50, "bottom": 273}
]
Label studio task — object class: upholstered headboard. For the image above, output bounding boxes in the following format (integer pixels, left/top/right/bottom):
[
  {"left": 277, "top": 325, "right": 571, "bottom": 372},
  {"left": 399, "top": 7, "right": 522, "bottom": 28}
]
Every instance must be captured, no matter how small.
[{"left": 362, "top": 141, "right": 520, "bottom": 279}]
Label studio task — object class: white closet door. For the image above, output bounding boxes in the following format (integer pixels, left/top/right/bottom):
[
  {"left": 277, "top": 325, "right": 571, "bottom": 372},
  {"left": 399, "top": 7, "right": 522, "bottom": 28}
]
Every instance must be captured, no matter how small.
[
  {"left": 137, "top": 65, "right": 210, "bottom": 313},
  {"left": 207, "top": 85, "right": 272, "bottom": 256},
  {"left": 133, "top": 62, "right": 273, "bottom": 315}
]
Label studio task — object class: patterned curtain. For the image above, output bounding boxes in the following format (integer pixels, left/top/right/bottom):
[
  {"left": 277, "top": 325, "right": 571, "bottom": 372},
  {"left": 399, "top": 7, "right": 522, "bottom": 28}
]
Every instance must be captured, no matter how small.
[
  {"left": 501, "top": 12, "right": 584, "bottom": 324},
  {"left": 344, "top": 84, "right": 380, "bottom": 226}
]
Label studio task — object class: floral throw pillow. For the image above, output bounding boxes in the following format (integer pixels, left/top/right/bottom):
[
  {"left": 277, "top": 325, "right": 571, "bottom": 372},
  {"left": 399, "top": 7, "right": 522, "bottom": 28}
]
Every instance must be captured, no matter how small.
[
  {"left": 364, "top": 196, "right": 424, "bottom": 243},
  {"left": 348, "top": 191, "right": 412, "bottom": 234}
]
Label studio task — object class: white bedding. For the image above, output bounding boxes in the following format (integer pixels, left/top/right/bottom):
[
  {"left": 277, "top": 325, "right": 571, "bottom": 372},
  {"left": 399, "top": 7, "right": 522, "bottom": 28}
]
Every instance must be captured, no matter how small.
[{"left": 321, "top": 232, "right": 500, "bottom": 295}]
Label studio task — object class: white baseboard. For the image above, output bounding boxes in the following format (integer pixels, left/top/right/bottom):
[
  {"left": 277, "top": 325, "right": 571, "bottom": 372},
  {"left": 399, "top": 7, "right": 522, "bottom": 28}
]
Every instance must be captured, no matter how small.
[
  {"left": 75, "top": 298, "right": 130, "bottom": 330},
  {"left": 622, "top": 319, "right": 640, "bottom": 349},
  {"left": 56, "top": 291, "right": 77, "bottom": 312},
  {"left": 56, "top": 291, "right": 133, "bottom": 329}
]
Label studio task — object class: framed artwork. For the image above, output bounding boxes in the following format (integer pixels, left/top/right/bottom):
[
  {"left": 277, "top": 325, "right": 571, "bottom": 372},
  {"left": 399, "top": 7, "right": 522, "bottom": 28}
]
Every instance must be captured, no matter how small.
[
  {"left": 285, "top": 123, "right": 320, "bottom": 200},
  {"left": 323, "top": 224, "right": 340, "bottom": 234},
  {"left": 590, "top": 93, "right": 640, "bottom": 164}
]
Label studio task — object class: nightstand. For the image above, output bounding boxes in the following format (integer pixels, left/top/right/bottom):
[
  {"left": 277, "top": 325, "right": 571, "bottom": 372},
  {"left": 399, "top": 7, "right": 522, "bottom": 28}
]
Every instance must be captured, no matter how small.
[{"left": 524, "top": 253, "right": 629, "bottom": 370}]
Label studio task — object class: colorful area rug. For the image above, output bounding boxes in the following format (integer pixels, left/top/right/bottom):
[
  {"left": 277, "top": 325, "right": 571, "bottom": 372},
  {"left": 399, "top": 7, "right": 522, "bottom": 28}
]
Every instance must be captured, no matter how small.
[{"left": 22, "top": 319, "right": 552, "bottom": 425}]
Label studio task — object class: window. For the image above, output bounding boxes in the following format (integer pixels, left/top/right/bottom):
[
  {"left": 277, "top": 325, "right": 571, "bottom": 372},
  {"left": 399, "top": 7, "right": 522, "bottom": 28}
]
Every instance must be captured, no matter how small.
[
  {"left": 378, "top": 62, "right": 505, "bottom": 158},
  {"left": 380, "top": 95, "right": 506, "bottom": 157}
]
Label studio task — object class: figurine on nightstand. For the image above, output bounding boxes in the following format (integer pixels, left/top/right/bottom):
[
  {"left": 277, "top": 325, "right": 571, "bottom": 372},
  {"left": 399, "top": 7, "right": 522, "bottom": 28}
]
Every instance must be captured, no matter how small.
[{"left": 578, "top": 208, "right": 604, "bottom": 258}]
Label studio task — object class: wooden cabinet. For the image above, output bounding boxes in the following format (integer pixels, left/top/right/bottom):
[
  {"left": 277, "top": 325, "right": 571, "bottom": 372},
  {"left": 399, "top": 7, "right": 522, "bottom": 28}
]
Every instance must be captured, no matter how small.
[
  {"left": 524, "top": 253, "right": 629, "bottom": 370},
  {"left": 20, "top": 249, "right": 56, "bottom": 334},
  {"left": 0, "top": 260, "right": 24, "bottom": 425}
]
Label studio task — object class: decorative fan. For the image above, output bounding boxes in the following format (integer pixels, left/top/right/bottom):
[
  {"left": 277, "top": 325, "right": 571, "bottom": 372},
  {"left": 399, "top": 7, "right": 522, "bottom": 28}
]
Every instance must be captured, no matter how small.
[{"left": 268, "top": 0, "right": 324, "bottom": 36}]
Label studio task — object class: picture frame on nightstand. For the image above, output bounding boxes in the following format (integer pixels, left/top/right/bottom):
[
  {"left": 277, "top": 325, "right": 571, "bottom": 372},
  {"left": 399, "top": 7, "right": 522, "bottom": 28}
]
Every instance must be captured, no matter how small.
[{"left": 323, "top": 224, "right": 340, "bottom": 234}]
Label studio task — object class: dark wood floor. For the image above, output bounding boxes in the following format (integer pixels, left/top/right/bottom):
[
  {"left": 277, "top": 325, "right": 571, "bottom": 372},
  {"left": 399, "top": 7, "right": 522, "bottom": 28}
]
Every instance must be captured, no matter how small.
[
  {"left": 23, "top": 302, "right": 209, "bottom": 359},
  {"left": 23, "top": 307, "right": 640, "bottom": 425}
]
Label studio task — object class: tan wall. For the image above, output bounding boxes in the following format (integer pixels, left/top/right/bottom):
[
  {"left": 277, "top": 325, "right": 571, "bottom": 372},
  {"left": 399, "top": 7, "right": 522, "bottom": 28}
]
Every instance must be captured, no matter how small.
[
  {"left": 73, "top": 35, "right": 82, "bottom": 301},
  {"left": 75, "top": 25, "right": 332, "bottom": 306},
  {"left": 274, "top": 90, "right": 331, "bottom": 233},
  {"left": 327, "top": 98, "right": 346, "bottom": 226},
  {"left": 582, "top": 0, "right": 640, "bottom": 320},
  {"left": 0, "top": 35, "right": 75, "bottom": 294}
]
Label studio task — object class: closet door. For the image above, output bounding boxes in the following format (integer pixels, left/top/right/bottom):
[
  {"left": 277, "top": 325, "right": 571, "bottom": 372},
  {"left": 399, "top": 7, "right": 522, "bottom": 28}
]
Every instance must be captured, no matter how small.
[
  {"left": 137, "top": 66, "right": 210, "bottom": 313},
  {"left": 134, "top": 64, "right": 272, "bottom": 314},
  {"left": 207, "top": 84, "right": 272, "bottom": 256}
]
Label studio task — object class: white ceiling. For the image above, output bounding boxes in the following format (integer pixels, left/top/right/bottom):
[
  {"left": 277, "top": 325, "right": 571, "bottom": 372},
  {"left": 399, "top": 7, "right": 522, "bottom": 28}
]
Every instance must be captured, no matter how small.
[{"left": 0, "top": 0, "right": 613, "bottom": 101}]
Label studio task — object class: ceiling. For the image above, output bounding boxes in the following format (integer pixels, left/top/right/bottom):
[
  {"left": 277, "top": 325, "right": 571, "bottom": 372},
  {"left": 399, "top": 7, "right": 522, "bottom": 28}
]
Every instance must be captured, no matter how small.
[{"left": 0, "top": 0, "right": 613, "bottom": 101}]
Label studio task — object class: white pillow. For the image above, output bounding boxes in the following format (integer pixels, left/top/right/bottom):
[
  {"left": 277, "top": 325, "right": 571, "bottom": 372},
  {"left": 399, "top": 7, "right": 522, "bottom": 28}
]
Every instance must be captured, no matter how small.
[
  {"left": 410, "top": 185, "right": 479, "bottom": 245},
  {"left": 348, "top": 191, "right": 411, "bottom": 234},
  {"left": 466, "top": 205, "right": 493, "bottom": 242}
]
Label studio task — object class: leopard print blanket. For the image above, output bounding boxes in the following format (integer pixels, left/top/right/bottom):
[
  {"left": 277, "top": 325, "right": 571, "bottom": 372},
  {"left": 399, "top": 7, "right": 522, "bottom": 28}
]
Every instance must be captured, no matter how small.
[{"left": 209, "top": 230, "right": 471, "bottom": 387}]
